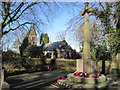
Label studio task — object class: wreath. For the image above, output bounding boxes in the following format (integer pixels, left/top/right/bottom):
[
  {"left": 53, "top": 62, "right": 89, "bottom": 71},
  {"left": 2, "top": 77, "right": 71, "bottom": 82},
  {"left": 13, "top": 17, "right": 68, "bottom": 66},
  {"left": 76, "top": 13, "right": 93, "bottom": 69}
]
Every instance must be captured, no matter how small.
[{"left": 73, "top": 71, "right": 101, "bottom": 78}]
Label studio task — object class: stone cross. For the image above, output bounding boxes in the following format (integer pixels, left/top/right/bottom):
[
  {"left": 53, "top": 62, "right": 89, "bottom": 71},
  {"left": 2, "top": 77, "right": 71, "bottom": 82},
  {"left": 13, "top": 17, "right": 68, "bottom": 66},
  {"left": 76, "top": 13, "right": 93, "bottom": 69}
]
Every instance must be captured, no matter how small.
[{"left": 80, "top": 2, "right": 94, "bottom": 73}]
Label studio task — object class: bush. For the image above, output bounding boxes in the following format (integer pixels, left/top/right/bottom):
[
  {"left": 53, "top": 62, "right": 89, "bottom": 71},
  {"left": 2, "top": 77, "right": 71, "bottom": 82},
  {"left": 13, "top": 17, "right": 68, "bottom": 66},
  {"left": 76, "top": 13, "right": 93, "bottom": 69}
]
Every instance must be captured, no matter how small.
[
  {"left": 21, "top": 58, "right": 40, "bottom": 72},
  {"left": 3, "top": 57, "right": 25, "bottom": 75},
  {"left": 23, "top": 45, "right": 40, "bottom": 58},
  {"left": 2, "top": 51, "right": 15, "bottom": 62},
  {"left": 111, "top": 68, "right": 120, "bottom": 74}
]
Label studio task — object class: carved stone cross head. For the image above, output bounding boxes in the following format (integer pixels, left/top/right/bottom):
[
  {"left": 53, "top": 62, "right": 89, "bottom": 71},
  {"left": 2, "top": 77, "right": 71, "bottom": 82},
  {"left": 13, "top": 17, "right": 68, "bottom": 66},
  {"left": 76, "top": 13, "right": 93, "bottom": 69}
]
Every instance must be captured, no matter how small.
[{"left": 80, "top": 2, "right": 94, "bottom": 16}]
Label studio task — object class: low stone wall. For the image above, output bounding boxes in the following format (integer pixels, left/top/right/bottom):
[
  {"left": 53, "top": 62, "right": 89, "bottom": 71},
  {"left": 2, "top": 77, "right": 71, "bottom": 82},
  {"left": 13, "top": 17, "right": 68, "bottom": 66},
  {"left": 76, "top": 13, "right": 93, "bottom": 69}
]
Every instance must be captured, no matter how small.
[
  {"left": 46, "top": 58, "right": 76, "bottom": 71},
  {"left": 3, "top": 57, "right": 113, "bottom": 74},
  {"left": 48, "top": 59, "right": 112, "bottom": 73}
]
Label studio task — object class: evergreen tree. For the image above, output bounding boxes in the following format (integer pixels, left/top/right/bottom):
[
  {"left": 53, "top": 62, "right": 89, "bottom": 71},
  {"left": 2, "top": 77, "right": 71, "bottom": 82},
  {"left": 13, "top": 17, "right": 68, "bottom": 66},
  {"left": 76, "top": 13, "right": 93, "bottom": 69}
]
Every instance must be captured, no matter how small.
[
  {"left": 23, "top": 45, "right": 39, "bottom": 58},
  {"left": 40, "top": 33, "right": 49, "bottom": 45},
  {"left": 19, "top": 37, "right": 29, "bottom": 57}
]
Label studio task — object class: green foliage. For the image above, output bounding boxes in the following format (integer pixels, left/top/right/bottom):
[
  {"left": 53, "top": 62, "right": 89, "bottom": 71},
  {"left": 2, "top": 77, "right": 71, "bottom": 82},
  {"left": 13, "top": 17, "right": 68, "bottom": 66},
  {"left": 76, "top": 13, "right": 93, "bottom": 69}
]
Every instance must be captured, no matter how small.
[
  {"left": 2, "top": 50, "right": 15, "bottom": 62},
  {"left": 40, "top": 33, "right": 49, "bottom": 45},
  {"left": 92, "top": 3, "right": 112, "bottom": 33},
  {"left": 19, "top": 37, "right": 29, "bottom": 56},
  {"left": 91, "top": 44, "right": 111, "bottom": 60},
  {"left": 108, "top": 31, "right": 120, "bottom": 55},
  {"left": 21, "top": 58, "right": 37, "bottom": 72},
  {"left": 23, "top": 45, "right": 40, "bottom": 58},
  {"left": 23, "top": 45, "right": 44, "bottom": 58},
  {"left": 92, "top": 2, "right": 120, "bottom": 56},
  {"left": 111, "top": 68, "right": 120, "bottom": 74}
]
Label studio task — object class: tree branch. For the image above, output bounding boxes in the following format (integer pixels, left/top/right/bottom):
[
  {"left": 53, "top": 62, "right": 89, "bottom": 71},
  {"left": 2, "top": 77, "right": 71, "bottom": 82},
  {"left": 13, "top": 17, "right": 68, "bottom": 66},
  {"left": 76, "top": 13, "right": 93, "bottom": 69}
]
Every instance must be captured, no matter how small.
[
  {"left": 3, "top": 2, "right": 40, "bottom": 29},
  {"left": 2, "top": 2, "right": 11, "bottom": 28},
  {"left": 10, "top": 2, "right": 24, "bottom": 15},
  {"left": 99, "top": 2, "right": 105, "bottom": 10},
  {"left": 3, "top": 22, "right": 33, "bottom": 35},
  {"left": 13, "top": 2, "right": 40, "bottom": 20}
]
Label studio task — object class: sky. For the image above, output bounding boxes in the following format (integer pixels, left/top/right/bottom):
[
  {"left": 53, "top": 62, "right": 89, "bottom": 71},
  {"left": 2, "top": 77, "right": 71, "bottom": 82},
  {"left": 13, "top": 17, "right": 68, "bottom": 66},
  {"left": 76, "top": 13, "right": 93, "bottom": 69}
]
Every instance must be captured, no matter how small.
[
  {"left": 43, "top": 2, "right": 84, "bottom": 52},
  {"left": 2, "top": 2, "right": 89, "bottom": 52}
]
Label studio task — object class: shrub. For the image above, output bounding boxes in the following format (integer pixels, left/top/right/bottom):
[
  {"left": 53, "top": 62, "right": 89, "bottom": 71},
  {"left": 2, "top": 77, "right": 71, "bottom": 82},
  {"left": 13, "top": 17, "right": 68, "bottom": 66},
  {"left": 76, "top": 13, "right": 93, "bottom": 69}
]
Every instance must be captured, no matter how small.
[
  {"left": 23, "top": 45, "right": 40, "bottom": 58},
  {"left": 111, "top": 68, "right": 120, "bottom": 74}
]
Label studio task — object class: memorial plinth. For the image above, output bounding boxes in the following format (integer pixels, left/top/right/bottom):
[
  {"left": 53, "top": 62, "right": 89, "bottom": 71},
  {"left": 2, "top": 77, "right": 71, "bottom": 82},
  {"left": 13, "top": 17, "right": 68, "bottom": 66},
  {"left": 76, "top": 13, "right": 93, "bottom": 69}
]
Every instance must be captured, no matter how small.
[
  {"left": 57, "top": 71, "right": 112, "bottom": 89},
  {"left": 67, "top": 73, "right": 106, "bottom": 84}
]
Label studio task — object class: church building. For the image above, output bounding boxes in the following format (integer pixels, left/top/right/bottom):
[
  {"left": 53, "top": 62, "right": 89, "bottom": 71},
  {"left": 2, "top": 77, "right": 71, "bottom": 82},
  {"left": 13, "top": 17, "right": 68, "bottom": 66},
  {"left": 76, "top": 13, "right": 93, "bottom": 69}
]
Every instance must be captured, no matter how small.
[
  {"left": 21, "top": 24, "right": 81, "bottom": 59},
  {"left": 42, "top": 40, "right": 81, "bottom": 59}
]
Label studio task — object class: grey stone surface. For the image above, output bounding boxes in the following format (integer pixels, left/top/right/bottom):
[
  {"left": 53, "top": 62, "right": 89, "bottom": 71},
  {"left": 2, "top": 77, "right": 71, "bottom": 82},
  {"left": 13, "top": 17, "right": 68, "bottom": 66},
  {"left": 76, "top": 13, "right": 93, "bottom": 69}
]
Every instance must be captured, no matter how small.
[
  {"left": 76, "top": 59, "right": 83, "bottom": 72},
  {"left": 57, "top": 77, "right": 117, "bottom": 89},
  {"left": 6, "top": 70, "right": 72, "bottom": 89},
  {"left": 2, "top": 82, "right": 10, "bottom": 89}
]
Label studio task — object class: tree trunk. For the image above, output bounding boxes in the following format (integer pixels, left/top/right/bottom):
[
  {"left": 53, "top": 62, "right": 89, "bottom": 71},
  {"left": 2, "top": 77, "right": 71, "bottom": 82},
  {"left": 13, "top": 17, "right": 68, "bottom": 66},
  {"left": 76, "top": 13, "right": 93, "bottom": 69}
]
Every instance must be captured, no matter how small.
[{"left": 102, "top": 60, "right": 105, "bottom": 74}]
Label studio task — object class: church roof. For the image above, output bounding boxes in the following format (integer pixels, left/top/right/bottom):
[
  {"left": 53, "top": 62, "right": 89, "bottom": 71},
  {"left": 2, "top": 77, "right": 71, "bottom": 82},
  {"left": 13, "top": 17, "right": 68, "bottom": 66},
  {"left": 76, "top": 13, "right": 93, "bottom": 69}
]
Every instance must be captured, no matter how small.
[{"left": 43, "top": 40, "right": 66, "bottom": 51}]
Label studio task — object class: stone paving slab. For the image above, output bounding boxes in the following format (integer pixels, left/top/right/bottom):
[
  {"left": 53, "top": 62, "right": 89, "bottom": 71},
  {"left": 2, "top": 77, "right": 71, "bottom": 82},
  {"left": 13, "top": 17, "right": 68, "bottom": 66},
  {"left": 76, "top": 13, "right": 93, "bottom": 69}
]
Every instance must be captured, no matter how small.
[
  {"left": 1, "top": 81, "right": 10, "bottom": 89},
  {"left": 6, "top": 70, "right": 73, "bottom": 89},
  {"left": 57, "top": 78, "right": 119, "bottom": 89}
]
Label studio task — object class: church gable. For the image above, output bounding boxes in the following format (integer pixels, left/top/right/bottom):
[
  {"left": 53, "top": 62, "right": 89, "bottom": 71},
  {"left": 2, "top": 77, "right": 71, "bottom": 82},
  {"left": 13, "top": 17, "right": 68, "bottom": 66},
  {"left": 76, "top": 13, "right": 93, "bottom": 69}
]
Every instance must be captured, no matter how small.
[{"left": 29, "top": 26, "right": 36, "bottom": 35}]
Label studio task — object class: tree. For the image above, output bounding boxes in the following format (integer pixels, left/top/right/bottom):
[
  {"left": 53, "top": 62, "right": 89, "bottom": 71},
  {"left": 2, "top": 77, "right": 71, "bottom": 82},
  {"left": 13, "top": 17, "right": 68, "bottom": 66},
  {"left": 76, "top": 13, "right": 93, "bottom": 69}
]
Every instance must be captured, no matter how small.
[
  {"left": 67, "top": 2, "right": 120, "bottom": 60},
  {"left": 0, "top": 2, "right": 60, "bottom": 36},
  {"left": 57, "top": 31, "right": 66, "bottom": 41},
  {"left": 12, "top": 29, "right": 27, "bottom": 53},
  {"left": 92, "top": 2, "right": 120, "bottom": 58},
  {"left": 1, "top": 2, "right": 38, "bottom": 35},
  {"left": 19, "top": 37, "right": 29, "bottom": 57},
  {"left": 2, "top": 50, "right": 15, "bottom": 62},
  {"left": 40, "top": 33, "right": 49, "bottom": 45},
  {"left": 23, "top": 45, "right": 40, "bottom": 58}
]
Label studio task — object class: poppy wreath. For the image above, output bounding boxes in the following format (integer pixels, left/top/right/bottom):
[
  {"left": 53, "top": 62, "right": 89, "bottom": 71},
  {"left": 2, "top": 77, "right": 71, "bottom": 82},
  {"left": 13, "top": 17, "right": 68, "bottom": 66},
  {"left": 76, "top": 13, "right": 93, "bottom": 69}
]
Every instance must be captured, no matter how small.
[
  {"left": 73, "top": 72, "right": 89, "bottom": 78},
  {"left": 73, "top": 71, "right": 101, "bottom": 78},
  {"left": 91, "top": 71, "right": 102, "bottom": 78},
  {"left": 59, "top": 76, "right": 67, "bottom": 79}
]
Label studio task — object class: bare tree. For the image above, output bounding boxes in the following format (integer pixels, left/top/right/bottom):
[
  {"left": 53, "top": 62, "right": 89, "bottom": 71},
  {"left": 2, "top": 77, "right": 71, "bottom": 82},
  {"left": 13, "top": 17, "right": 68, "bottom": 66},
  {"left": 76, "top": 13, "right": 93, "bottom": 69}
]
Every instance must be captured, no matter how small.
[
  {"left": 12, "top": 28, "right": 28, "bottom": 53},
  {"left": 57, "top": 31, "right": 66, "bottom": 41},
  {"left": 0, "top": 2, "right": 37, "bottom": 35},
  {"left": 0, "top": 2, "right": 60, "bottom": 36}
]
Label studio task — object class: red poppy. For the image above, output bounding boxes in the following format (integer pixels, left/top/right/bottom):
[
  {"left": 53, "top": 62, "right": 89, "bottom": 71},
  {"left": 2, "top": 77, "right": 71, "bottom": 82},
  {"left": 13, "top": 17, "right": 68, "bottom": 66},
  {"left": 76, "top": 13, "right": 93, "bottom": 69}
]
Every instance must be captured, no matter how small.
[
  {"left": 97, "top": 72, "right": 101, "bottom": 76},
  {"left": 73, "top": 72, "right": 83, "bottom": 77},
  {"left": 84, "top": 73, "right": 89, "bottom": 78},
  {"left": 60, "top": 77, "right": 66, "bottom": 79},
  {"left": 73, "top": 72, "right": 89, "bottom": 78},
  {"left": 92, "top": 76, "right": 98, "bottom": 78}
]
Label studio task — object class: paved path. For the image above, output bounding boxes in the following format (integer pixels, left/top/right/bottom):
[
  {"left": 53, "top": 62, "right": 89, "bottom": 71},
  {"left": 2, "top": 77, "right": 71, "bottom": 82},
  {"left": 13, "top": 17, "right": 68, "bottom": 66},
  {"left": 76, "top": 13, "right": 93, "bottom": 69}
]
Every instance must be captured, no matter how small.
[{"left": 6, "top": 70, "right": 73, "bottom": 90}]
